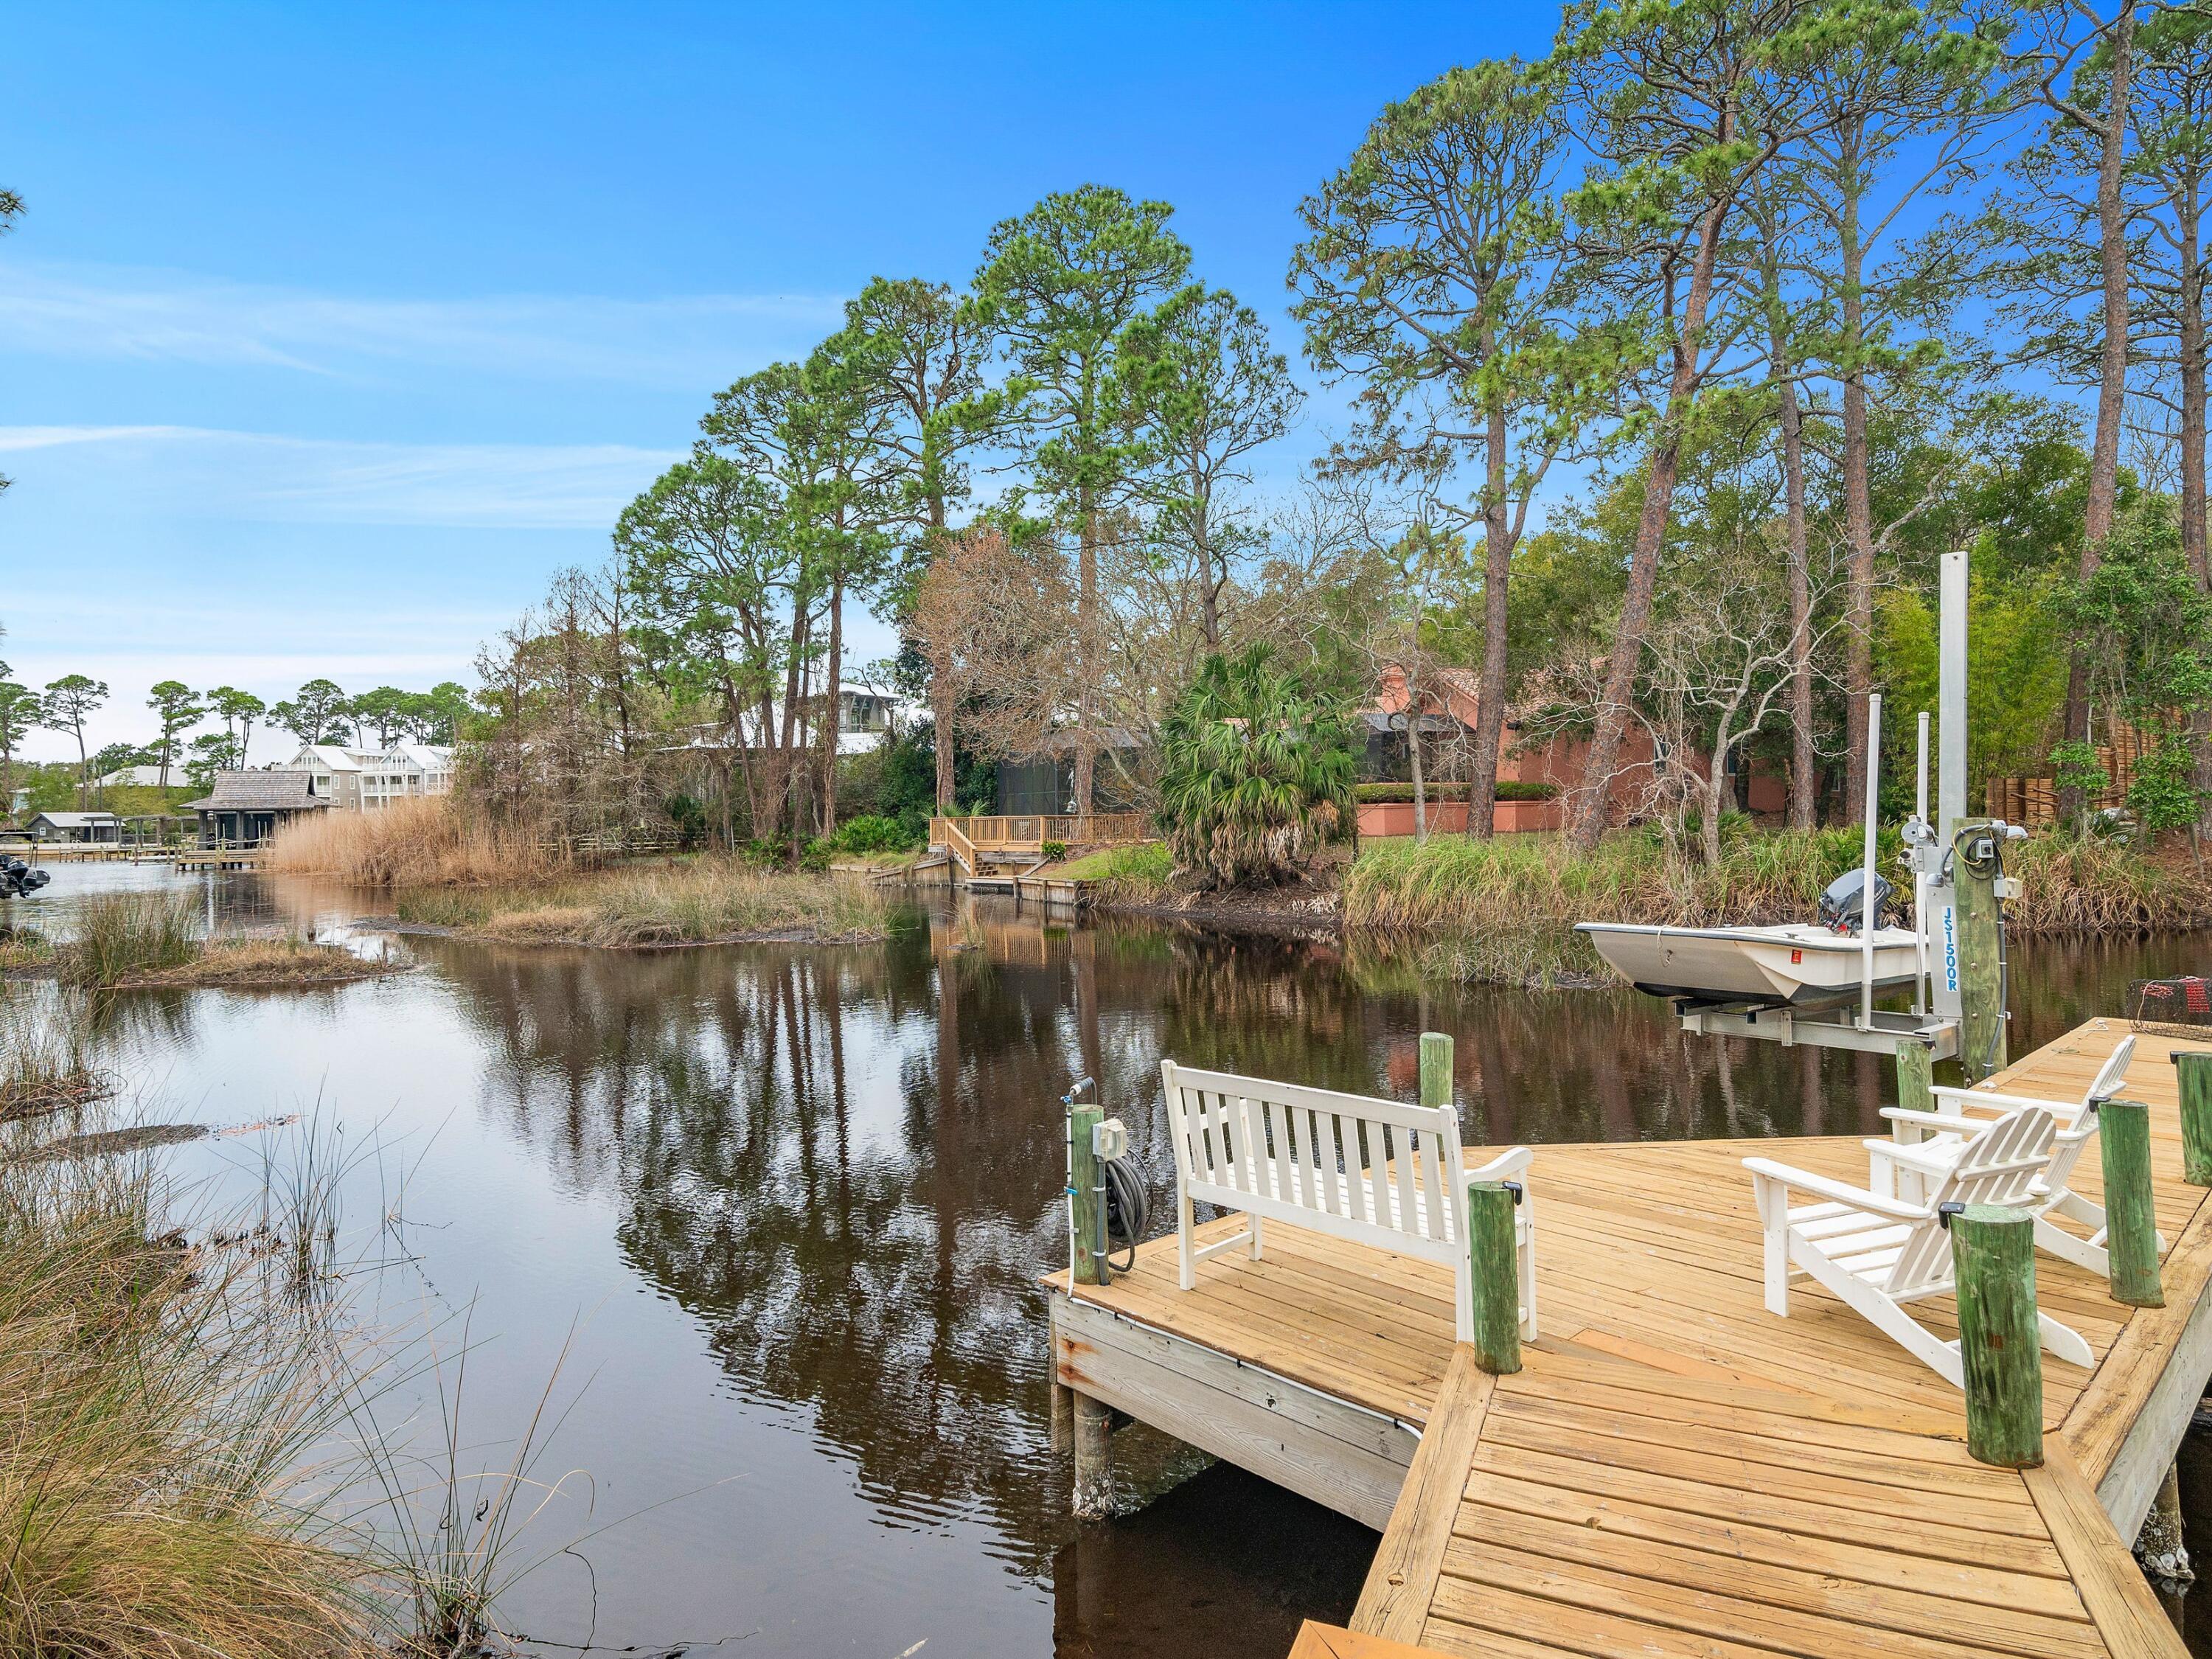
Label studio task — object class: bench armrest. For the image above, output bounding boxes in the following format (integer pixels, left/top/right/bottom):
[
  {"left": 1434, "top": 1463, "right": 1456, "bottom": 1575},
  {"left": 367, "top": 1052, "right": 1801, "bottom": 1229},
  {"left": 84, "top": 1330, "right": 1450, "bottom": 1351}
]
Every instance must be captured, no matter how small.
[{"left": 1743, "top": 1157, "right": 1925, "bottom": 1220}]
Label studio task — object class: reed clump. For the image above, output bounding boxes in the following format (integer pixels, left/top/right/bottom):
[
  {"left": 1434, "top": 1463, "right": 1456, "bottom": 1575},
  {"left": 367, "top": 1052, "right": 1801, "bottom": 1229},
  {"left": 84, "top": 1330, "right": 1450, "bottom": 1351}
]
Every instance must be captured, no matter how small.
[
  {"left": 396, "top": 858, "right": 891, "bottom": 947},
  {"left": 2005, "top": 835, "right": 2212, "bottom": 933},
  {"left": 0, "top": 1150, "right": 372, "bottom": 1658},
  {"left": 59, "top": 891, "right": 204, "bottom": 990},
  {"left": 0, "top": 984, "right": 111, "bottom": 1121},
  {"left": 267, "top": 795, "right": 557, "bottom": 886}
]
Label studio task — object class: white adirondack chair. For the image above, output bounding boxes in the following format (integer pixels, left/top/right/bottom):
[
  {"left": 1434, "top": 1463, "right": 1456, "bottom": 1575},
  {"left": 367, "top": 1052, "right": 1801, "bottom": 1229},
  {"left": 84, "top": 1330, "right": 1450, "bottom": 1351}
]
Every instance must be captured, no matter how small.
[
  {"left": 1865, "top": 1037, "right": 2152, "bottom": 1274},
  {"left": 1160, "top": 1061, "right": 1537, "bottom": 1344},
  {"left": 1747, "top": 1104, "right": 2093, "bottom": 1388}
]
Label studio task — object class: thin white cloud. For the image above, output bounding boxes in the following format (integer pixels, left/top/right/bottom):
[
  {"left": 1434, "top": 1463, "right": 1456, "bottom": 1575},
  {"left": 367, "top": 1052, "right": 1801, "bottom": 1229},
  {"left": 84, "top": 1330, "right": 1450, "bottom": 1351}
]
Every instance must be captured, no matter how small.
[
  {"left": 0, "top": 258, "right": 847, "bottom": 386},
  {"left": 0, "top": 424, "right": 681, "bottom": 529}
]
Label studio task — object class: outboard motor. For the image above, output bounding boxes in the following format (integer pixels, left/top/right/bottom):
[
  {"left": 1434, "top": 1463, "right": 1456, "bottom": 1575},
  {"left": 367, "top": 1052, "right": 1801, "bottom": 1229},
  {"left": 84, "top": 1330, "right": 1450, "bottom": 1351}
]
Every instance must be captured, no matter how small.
[
  {"left": 1817, "top": 866, "right": 1891, "bottom": 936},
  {"left": 0, "top": 856, "right": 50, "bottom": 899}
]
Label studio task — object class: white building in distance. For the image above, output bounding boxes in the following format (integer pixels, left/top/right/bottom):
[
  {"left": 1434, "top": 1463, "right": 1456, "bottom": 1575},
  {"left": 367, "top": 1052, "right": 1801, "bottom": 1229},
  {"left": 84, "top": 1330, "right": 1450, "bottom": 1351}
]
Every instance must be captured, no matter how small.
[{"left": 279, "top": 744, "right": 456, "bottom": 811}]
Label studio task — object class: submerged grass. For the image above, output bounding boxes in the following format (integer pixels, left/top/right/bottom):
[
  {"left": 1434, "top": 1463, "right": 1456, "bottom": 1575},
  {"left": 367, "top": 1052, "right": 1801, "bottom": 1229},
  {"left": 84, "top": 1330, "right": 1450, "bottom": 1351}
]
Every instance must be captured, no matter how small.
[
  {"left": 0, "top": 983, "right": 112, "bottom": 1122},
  {"left": 395, "top": 856, "right": 891, "bottom": 947}
]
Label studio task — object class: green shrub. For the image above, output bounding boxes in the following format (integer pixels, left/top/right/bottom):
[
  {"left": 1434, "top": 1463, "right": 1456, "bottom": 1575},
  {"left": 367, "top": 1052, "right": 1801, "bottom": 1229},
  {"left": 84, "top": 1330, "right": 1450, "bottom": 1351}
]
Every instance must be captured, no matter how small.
[
  {"left": 827, "top": 814, "right": 916, "bottom": 855},
  {"left": 1041, "top": 839, "right": 1070, "bottom": 861},
  {"left": 1158, "top": 646, "right": 1355, "bottom": 888}
]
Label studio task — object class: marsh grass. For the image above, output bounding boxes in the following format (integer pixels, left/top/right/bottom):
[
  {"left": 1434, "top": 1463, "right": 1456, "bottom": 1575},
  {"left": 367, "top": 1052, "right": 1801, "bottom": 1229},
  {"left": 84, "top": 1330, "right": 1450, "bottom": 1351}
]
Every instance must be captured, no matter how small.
[
  {"left": 1342, "top": 826, "right": 2212, "bottom": 987},
  {"left": 268, "top": 796, "right": 557, "bottom": 887},
  {"left": 0, "top": 926, "right": 55, "bottom": 974},
  {"left": 396, "top": 858, "right": 890, "bottom": 947},
  {"left": 60, "top": 891, "right": 204, "bottom": 990},
  {"left": 0, "top": 1138, "right": 375, "bottom": 1658},
  {"left": 119, "top": 936, "right": 406, "bottom": 990},
  {"left": 0, "top": 983, "right": 111, "bottom": 1122}
]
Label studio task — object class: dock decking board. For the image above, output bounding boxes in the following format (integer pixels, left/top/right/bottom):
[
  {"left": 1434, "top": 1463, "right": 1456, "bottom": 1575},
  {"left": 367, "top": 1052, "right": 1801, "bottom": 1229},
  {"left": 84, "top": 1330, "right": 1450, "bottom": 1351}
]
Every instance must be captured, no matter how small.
[{"left": 1045, "top": 1018, "right": 2209, "bottom": 1658}]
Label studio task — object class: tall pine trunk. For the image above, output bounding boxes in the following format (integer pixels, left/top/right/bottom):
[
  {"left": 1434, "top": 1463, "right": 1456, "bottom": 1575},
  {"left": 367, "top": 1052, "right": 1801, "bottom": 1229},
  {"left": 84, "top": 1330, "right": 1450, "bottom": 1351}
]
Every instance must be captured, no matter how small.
[
  {"left": 2062, "top": 10, "right": 2137, "bottom": 827},
  {"left": 1569, "top": 183, "right": 1732, "bottom": 852},
  {"left": 1838, "top": 122, "right": 1877, "bottom": 824},
  {"left": 1075, "top": 493, "right": 1096, "bottom": 818},
  {"left": 1467, "top": 369, "right": 1512, "bottom": 841}
]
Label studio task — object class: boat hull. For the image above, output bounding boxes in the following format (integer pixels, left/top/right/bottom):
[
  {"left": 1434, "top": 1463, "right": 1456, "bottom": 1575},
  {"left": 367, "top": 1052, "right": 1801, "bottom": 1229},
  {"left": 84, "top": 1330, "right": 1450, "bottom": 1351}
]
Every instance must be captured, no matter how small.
[{"left": 1576, "top": 922, "right": 1921, "bottom": 1007}]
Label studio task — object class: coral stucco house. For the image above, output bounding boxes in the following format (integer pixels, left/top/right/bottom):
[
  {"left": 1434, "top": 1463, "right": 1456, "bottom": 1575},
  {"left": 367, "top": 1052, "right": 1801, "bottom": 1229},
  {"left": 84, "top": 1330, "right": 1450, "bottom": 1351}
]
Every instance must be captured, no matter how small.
[{"left": 1358, "top": 665, "right": 1785, "bottom": 837}]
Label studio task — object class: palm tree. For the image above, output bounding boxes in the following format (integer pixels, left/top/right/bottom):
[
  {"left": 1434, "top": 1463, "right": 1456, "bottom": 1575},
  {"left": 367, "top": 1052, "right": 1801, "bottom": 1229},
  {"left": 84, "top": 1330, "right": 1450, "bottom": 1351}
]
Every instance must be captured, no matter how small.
[{"left": 1157, "top": 645, "right": 1355, "bottom": 888}]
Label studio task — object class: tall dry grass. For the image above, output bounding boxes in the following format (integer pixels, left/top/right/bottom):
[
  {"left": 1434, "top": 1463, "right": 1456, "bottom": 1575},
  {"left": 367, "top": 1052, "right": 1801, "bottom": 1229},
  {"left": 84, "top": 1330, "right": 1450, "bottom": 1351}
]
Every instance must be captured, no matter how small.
[
  {"left": 267, "top": 796, "right": 557, "bottom": 887},
  {"left": 1343, "top": 826, "right": 2212, "bottom": 987},
  {"left": 60, "top": 891, "right": 204, "bottom": 991},
  {"left": 0, "top": 1149, "right": 374, "bottom": 1658},
  {"left": 394, "top": 858, "right": 890, "bottom": 947}
]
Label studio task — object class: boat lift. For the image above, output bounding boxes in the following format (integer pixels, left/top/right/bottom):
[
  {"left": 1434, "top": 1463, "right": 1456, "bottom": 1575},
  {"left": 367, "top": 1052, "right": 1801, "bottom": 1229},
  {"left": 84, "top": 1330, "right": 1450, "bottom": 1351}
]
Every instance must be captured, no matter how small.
[{"left": 1578, "top": 549, "right": 2018, "bottom": 1076}]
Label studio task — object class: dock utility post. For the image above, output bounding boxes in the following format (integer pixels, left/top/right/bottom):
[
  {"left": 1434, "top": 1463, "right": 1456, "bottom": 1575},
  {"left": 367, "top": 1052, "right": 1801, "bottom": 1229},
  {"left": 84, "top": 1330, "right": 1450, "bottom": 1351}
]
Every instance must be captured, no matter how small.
[
  {"left": 1065, "top": 1079, "right": 1116, "bottom": 1518},
  {"left": 1950, "top": 1203, "right": 2043, "bottom": 1468},
  {"left": 1465, "top": 1183, "right": 1524, "bottom": 1375},
  {"left": 2174, "top": 1051, "right": 2212, "bottom": 1186},
  {"left": 1952, "top": 818, "right": 2012, "bottom": 1082},
  {"left": 2099, "top": 1099, "right": 2166, "bottom": 1308},
  {"left": 1419, "top": 1031, "right": 1453, "bottom": 1111}
]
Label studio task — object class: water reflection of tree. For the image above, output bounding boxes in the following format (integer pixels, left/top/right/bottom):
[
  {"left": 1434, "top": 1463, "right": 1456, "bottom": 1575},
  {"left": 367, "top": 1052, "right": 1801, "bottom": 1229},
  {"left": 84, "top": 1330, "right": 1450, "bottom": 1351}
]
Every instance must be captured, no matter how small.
[{"left": 414, "top": 905, "right": 1977, "bottom": 1580}]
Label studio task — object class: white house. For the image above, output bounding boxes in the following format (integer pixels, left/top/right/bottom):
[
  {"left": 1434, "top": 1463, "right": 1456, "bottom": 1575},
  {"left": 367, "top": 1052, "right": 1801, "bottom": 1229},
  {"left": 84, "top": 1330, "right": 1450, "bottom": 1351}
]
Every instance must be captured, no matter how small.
[
  {"left": 94, "top": 763, "right": 173, "bottom": 789},
  {"left": 278, "top": 744, "right": 456, "bottom": 811}
]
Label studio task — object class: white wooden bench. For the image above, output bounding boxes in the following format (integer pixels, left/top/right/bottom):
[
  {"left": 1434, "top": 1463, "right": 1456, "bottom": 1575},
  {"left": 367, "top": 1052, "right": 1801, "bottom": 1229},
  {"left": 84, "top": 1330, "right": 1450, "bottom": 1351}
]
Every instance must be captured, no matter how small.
[{"left": 1160, "top": 1061, "right": 1536, "bottom": 1343}]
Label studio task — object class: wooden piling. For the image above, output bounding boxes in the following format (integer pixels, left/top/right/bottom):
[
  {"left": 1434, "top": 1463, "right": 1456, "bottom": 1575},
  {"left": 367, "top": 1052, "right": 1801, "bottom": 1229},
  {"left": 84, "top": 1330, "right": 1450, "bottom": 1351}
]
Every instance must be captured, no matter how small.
[
  {"left": 1953, "top": 820, "right": 2007, "bottom": 1082},
  {"left": 1466, "top": 1181, "right": 1523, "bottom": 1376},
  {"left": 1419, "top": 1031, "right": 1453, "bottom": 1111},
  {"left": 1895, "top": 1039, "right": 1935, "bottom": 1116},
  {"left": 1071, "top": 1102, "right": 1105, "bottom": 1287},
  {"left": 2174, "top": 1051, "right": 2212, "bottom": 1186},
  {"left": 2101, "top": 1099, "right": 2165, "bottom": 1308},
  {"left": 1950, "top": 1203, "right": 2042, "bottom": 1468},
  {"left": 1071, "top": 1389, "right": 1115, "bottom": 1519},
  {"left": 1066, "top": 1097, "right": 1115, "bottom": 1514}
]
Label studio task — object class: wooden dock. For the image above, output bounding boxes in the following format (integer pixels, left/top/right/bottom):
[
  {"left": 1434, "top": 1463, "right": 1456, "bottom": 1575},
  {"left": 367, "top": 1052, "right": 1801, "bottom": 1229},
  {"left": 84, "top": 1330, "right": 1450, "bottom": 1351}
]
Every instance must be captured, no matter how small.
[{"left": 1047, "top": 1018, "right": 2211, "bottom": 1658}]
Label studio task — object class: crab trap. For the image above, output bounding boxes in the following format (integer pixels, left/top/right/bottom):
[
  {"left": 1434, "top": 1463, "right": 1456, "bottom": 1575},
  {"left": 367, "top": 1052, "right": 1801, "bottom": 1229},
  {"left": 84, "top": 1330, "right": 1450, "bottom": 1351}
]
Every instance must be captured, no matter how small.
[{"left": 2129, "top": 975, "right": 2212, "bottom": 1039}]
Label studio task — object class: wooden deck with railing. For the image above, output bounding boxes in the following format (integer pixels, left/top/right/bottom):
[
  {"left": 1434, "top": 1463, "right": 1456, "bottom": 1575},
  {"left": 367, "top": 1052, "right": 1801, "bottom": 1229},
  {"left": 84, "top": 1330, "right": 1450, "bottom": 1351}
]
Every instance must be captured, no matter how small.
[
  {"left": 1047, "top": 1018, "right": 2211, "bottom": 1659},
  {"left": 928, "top": 813, "right": 1150, "bottom": 885}
]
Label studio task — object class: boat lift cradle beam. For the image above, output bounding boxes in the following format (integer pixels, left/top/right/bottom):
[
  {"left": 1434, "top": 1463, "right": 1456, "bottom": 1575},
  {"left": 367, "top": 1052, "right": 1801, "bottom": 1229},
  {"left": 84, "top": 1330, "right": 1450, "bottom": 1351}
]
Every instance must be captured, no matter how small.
[{"left": 1675, "top": 997, "right": 1961, "bottom": 1058}]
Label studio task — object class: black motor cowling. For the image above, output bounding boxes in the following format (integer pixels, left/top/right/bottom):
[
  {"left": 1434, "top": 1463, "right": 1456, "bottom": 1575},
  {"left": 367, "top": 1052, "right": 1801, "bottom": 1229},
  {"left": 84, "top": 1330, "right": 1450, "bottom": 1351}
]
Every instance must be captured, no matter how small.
[
  {"left": 0, "top": 856, "right": 50, "bottom": 898},
  {"left": 1817, "top": 866, "right": 1891, "bottom": 935}
]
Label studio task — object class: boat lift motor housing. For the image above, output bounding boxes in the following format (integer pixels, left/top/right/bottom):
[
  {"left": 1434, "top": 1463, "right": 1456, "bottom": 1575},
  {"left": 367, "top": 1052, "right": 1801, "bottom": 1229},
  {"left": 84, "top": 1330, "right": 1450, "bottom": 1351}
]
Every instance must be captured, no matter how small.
[
  {"left": 0, "top": 857, "right": 49, "bottom": 899},
  {"left": 1817, "top": 867, "right": 1892, "bottom": 936}
]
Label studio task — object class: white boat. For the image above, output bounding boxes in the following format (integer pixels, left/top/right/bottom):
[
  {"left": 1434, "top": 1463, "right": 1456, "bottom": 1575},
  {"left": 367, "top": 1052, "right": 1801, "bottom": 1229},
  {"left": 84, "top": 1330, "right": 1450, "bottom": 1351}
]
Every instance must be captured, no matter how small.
[{"left": 1576, "top": 922, "right": 1924, "bottom": 1007}]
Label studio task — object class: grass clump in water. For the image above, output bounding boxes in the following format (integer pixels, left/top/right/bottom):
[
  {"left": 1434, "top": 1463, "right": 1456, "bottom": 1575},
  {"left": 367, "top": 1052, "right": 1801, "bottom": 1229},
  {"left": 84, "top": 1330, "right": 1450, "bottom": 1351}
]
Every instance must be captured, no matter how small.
[
  {"left": 395, "top": 857, "right": 891, "bottom": 947},
  {"left": 59, "top": 891, "right": 204, "bottom": 990},
  {"left": 2006, "top": 834, "right": 2212, "bottom": 933},
  {"left": 0, "top": 983, "right": 111, "bottom": 1121}
]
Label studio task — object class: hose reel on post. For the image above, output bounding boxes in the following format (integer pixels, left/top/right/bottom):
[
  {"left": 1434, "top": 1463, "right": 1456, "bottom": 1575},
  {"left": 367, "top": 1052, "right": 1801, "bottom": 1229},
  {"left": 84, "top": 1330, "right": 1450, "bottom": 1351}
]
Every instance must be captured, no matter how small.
[{"left": 1063, "top": 1077, "right": 1150, "bottom": 1287}]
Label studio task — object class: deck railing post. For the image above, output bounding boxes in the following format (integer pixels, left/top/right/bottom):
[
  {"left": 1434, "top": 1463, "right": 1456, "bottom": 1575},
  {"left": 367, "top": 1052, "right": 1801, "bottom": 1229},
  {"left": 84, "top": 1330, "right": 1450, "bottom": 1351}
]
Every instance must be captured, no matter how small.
[
  {"left": 1950, "top": 1203, "right": 2043, "bottom": 1468},
  {"left": 1465, "top": 1182, "right": 1523, "bottom": 1375},
  {"left": 2174, "top": 1052, "right": 2212, "bottom": 1186},
  {"left": 1419, "top": 1031, "right": 1453, "bottom": 1111},
  {"left": 2099, "top": 1099, "right": 2164, "bottom": 1307}
]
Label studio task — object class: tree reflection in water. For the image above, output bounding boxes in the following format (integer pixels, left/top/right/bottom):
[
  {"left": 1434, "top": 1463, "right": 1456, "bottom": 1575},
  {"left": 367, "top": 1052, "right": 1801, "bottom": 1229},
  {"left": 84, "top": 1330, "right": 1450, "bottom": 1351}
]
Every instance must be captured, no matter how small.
[{"left": 387, "top": 900, "right": 2205, "bottom": 1658}]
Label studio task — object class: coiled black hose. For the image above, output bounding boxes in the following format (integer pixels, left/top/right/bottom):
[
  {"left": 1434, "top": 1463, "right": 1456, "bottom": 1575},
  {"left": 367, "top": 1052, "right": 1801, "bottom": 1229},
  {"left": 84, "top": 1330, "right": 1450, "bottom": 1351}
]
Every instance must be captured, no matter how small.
[{"left": 1102, "top": 1152, "right": 1150, "bottom": 1276}]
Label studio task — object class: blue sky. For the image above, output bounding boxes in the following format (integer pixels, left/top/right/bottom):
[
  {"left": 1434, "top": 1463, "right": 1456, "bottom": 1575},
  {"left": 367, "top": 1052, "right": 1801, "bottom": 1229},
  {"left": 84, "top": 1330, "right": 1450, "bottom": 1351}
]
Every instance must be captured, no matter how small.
[{"left": 0, "top": 1, "right": 1562, "bottom": 759}]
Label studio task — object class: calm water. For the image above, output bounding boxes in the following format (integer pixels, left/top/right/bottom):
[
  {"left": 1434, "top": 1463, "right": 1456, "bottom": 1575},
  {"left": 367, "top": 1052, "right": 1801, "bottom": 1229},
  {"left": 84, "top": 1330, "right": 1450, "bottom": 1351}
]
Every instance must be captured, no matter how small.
[{"left": 12, "top": 861, "right": 2212, "bottom": 1657}]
